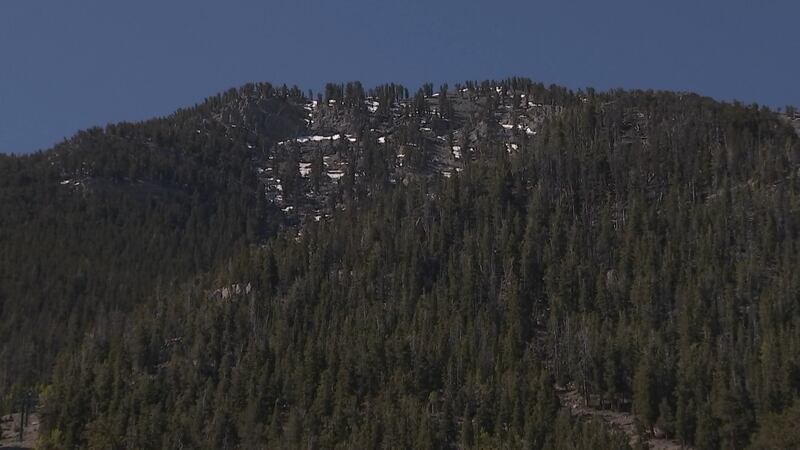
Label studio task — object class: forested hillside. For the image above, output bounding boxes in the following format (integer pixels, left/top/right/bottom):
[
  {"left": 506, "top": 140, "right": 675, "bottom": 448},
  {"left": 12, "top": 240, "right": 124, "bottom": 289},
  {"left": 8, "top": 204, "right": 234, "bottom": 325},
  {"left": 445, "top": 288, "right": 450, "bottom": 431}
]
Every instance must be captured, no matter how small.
[
  {"left": 2, "top": 79, "right": 800, "bottom": 449},
  {"left": 0, "top": 83, "right": 307, "bottom": 395}
]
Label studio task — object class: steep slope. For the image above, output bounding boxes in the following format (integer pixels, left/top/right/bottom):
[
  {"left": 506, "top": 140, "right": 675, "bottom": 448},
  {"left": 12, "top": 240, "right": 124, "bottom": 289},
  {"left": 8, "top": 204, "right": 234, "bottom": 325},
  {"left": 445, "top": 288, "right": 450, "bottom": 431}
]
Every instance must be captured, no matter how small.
[{"left": 258, "top": 82, "right": 562, "bottom": 226}]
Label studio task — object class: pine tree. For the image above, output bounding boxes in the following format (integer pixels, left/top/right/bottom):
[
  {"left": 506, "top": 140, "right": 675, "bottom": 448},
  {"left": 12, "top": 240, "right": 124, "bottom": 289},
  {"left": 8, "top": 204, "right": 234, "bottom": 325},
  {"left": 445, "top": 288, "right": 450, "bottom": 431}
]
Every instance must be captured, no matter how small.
[{"left": 633, "top": 346, "right": 658, "bottom": 434}]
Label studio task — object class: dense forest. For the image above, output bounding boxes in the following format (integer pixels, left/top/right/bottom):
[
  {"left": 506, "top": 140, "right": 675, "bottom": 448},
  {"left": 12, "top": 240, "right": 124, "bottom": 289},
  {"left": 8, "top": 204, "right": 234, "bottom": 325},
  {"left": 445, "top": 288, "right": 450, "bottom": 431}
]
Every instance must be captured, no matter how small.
[
  {"left": 0, "top": 83, "right": 306, "bottom": 393},
  {"left": 2, "top": 79, "right": 800, "bottom": 449}
]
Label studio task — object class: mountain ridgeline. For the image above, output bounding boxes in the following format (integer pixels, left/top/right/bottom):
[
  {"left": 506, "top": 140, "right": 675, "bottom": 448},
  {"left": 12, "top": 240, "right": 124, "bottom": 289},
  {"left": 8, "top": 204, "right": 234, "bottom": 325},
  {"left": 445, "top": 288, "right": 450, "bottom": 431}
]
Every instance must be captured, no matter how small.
[{"left": 1, "top": 79, "right": 800, "bottom": 449}]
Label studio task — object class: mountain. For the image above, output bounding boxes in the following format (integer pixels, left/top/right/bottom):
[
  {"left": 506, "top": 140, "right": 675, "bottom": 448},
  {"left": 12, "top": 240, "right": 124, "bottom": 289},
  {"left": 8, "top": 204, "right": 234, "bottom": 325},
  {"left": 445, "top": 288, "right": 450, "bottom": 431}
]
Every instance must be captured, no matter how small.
[{"left": 2, "top": 79, "right": 800, "bottom": 449}]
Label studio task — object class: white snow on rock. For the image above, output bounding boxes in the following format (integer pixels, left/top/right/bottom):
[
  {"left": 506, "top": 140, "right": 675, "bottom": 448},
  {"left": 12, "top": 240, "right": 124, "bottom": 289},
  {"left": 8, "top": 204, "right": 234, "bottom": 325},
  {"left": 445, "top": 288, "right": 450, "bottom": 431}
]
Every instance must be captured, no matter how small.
[
  {"left": 282, "top": 206, "right": 294, "bottom": 212},
  {"left": 501, "top": 124, "right": 514, "bottom": 130},
  {"left": 291, "top": 134, "right": 342, "bottom": 144},
  {"left": 327, "top": 170, "right": 345, "bottom": 180},
  {"left": 452, "top": 146, "right": 462, "bottom": 159},
  {"left": 525, "top": 127, "right": 537, "bottom": 136},
  {"left": 377, "top": 136, "right": 386, "bottom": 144},
  {"left": 299, "top": 162, "right": 312, "bottom": 177}
]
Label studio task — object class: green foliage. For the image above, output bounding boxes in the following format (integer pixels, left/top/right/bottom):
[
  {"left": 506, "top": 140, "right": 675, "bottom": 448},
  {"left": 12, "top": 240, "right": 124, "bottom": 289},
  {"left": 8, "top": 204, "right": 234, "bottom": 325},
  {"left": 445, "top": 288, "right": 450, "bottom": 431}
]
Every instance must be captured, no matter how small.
[
  {"left": 0, "top": 83, "right": 304, "bottom": 394},
  {"left": 748, "top": 399, "right": 800, "bottom": 449}
]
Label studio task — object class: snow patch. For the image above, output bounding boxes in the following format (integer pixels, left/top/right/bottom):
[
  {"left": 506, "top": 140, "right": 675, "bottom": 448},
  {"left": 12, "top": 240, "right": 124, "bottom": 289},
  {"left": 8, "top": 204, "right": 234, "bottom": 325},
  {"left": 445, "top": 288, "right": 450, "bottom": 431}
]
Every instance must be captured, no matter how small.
[
  {"left": 292, "top": 134, "right": 342, "bottom": 144},
  {"left": 327, "top": 170, "right": 345, "bottom": 180}
]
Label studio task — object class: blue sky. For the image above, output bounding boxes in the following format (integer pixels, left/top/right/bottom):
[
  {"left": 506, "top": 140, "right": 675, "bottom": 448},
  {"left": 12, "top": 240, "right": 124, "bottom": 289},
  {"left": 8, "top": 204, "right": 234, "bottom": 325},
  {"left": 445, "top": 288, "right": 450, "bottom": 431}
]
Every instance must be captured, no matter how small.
[{"left": 1, "top": 0, "right": 798, "bottom": 154}]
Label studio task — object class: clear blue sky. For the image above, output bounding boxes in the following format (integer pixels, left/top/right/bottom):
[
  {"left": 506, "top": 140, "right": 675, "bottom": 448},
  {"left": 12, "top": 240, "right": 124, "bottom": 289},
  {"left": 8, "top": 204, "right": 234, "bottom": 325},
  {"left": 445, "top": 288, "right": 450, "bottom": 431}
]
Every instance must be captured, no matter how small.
[{"left": 1, "top": 0, "right": 798, "bottom": 154}]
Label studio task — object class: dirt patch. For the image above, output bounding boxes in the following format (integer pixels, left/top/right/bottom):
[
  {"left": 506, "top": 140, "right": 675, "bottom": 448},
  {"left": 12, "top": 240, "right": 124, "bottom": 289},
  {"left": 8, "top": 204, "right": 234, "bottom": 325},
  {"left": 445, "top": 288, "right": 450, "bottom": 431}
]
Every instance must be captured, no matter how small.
[
  {"left": 558, "top": 388, "right": 689, "bottom": 450},
  {"left": 0, "top": 413, "right": 38, "bottom": 449}
]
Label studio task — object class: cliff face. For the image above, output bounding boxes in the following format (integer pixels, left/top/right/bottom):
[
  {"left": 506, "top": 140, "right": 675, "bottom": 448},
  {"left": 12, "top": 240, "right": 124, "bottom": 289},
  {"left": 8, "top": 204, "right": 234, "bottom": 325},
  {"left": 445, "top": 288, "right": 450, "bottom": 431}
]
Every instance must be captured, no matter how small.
[{"left": 256, "top": 86, "right": 562, "bottom": 226}]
